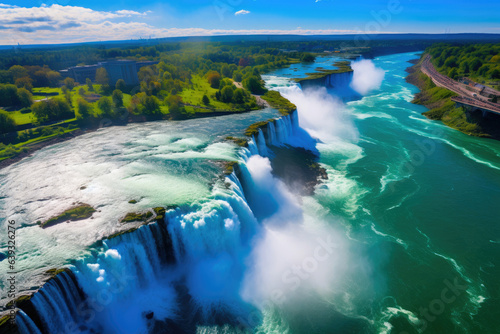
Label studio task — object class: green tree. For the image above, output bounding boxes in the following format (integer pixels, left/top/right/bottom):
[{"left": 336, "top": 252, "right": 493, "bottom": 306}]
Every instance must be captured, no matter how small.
[
  {"left": 77, "top": 98, "right": 93, "bottom": 119},
  {"left": 95, "top": 68, "right": 110, "bottom": 85},
  {"left": 220, "top": 86, "right": 234, "bottom": 103},
  {"left": 0, "top": 70, "right": 13, "bottom": 84},
  {"left": 233, "top": 88, "right": 245, "bottom": 104},
  {"left": 300, "top": 53, "right": 316, "bottom": 63},
  {"left": 0, "top": 84, "right": 20, "bottom": 107},
  {"left": 221, "top": 64, "right": 232, "bottom": 78},
  {"left": 243, "top": 76, "right": 267, "bottom": 95},
  {"left": 444, "top": 56, "right": 457, "bottom": 68},
  {"left": 63, "top": 77, "right": 76, "bottom": 91},
  {"left": 112, "top": 89, "right": 124, "bottom": 108},
  {"left": 32, "top": 99, "right": 72, "bottom": 123},
  {"left": 489, "top": 68, "right": 500, "bottom": 80},
  {"left": 469, "top": 59, "right": 483, "bottom": 72},
  {"left": 17, "top": 88, "right": 33, "bottom": 108},
  {"left": 459, "top": 61, "right": 470, "bottom": 74},
  {"left": 98, "top": 96, "right": 113, "bottom": 117},
  {"left": 115, "top": 79, "right": 126, "bottom": 92},
  {"left": 143, "top": 96, "right": 161, "bottom": 115},
  {"left": 165, "top": 95, "right": 185, "bottom": 120},
  {"left": 15, "top": 77, "right": 33, "bottom": 91},
  {"left": 47, "top": 71, "right": 61, "bottom": 87},
  {"left": 8, "top": 65, "right": 28, "bottom": 81},
  {"left": 63, "top": 88, "right": 72, "bottom": 107},
  {"left": 448, "top": 68, "right": 459, "bottom": 80},
  {"left": 202, "top": 94, "right": 210, "bottom": 105},
  {"left": 86, "top": 78, "right": 94, "bottom": 91},
  {"left": 207, "top": 71, "right": 221, "bottom": 89},
  {"left": 100, "top": 84, "right": 113, "bottom": 96},
  {"left": 0, "top": 113, "right": 16, "bottom": 135},
  {"left": 232, "top": 71, "right": 243, "bottom": 82}
]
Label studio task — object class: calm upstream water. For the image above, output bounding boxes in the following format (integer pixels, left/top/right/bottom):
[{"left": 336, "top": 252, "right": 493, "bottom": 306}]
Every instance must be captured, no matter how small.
[{"left": 1, "top": 52, "right": 500, "bottom": 334}]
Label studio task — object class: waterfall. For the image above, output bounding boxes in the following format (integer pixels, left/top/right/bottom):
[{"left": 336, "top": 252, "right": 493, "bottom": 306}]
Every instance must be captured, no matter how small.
[
  {"left": 17, "top": 311, "right": 42, "bottom": 334},
  {"left": 324, "top": 71, "right": 353, "bottom": 89},
  {"left": 267, "top": 121, "right": 277, "bottom": 146},
  {"left": 14, "top": 103, "right": 322, "bottom": 334},
  {"left": 248, "top": 136, "right": 259, "bottom": 155},
  {"left": 250, "top": 111, "right": 318, "bottom": 156},
  {"left": 256, "top": 129, "right": 269, "bottom": 156},
  {"left": 18, "top": 271, "right": 85, "bottom": 334}
]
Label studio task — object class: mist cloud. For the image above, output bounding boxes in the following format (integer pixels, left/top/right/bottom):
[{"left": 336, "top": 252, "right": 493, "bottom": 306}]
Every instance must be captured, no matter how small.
[{"left": 350, "top": 59, "right": 385, "bottom": 95}]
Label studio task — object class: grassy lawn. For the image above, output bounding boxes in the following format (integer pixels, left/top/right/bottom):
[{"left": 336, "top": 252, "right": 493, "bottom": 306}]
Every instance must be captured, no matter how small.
[
  {"left": 32, "top": 87, "right": 63, "bottom": 100},
  {"left": 0, "top": 108, "right": 36, "bottom": 125},
  {"left": 180, "top": 75, "right": 236, "bottom": 110}
]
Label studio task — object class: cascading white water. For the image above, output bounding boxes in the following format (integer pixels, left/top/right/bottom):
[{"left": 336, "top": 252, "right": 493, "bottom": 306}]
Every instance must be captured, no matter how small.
[
  {"left": 256, "top": 129, "right": 269, "bottom": 157},
  {"left": 15, "top": 59, "right": 386, "bottom": 334},
  {"left": 267, "top": 121, "right": 277, "bottom": 146},
  {"left": 250, "top": 111, "right": 317, "bottom": 158},
  {"left": 21, "top": 271, "right": 84, "bottom": 334},
  {"left": 325, "top": 71, "right": 353, "bottom": 89}
]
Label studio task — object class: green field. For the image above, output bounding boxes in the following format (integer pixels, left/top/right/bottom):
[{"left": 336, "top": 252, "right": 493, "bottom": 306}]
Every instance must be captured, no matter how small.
[
  {"left": 180, "top": 75, "right": 254, "bottom": 111},
  {"left": 0, "top": 109, "right": 36, "bottom": 125}
]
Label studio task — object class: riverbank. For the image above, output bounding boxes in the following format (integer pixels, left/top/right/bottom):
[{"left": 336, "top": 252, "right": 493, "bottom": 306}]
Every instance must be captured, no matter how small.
[
  {"left": 0, "top": 106, "right": 265, "bottom": 171},
  {"left": 405, "top": 54, "right": 500, "bottom": 139}
]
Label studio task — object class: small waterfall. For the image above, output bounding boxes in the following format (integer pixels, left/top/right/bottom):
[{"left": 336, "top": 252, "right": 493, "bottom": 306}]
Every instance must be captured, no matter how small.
[
  {"left": 248, "top": 136, "right": 259, "bottom": 155},
  {"left": 324, "top": 71, "right": 353, "bottom": 89},
  {"left": 17, "top": 310, "right": 42, "bottom": 334},
  {"left": 250, "top": 111, "right": 317, "bottom": 155},
  {"left": 256, "top": 129, "right": 269, "bottom": 156},
  {"left": 18, "top": 271, "right": 86, "bottom": 334},
  {"left": 267, "top": 121, "right": 277, "bottom": 146}
]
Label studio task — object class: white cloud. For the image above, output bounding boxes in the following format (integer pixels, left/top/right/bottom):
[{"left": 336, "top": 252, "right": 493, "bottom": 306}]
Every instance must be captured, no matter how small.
[
  {"left": 234, "top": 10, "right": 250, "bottom": 16},
  {"left": 115, "top": 10, "right": 148, "bottom": 17}
]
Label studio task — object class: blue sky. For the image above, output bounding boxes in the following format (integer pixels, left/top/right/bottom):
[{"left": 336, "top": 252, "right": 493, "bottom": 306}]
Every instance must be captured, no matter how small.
[{"left": 0, "top": 0, "right": 498, "bottom": 45}]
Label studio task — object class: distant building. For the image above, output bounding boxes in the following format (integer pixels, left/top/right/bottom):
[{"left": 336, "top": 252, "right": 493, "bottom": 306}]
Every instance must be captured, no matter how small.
[
  {"left": 60, "top": 60, "right": 159, "bottom": 86},
  {"left": 103, "top": 60, "right": 140, "bottom": 86}
]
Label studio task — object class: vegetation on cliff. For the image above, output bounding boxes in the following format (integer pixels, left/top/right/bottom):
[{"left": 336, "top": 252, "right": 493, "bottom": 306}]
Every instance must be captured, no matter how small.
[
  {"left": 406, "top": 56, "right": 495, "bottom": 138},
  {"left": 244, "top": 120, "right": 273, "bottom": 137},
  {"left": 261, "top": 91, "right": 296, "bottom": 115},
  {"left": 295, "top": 61, "right": 353, "bottom": 83}
]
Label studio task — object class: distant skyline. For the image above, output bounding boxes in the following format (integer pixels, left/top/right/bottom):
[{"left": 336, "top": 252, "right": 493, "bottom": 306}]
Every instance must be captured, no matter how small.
[{"left": 0, "top": 0, "right": 499, "bottom": 45}]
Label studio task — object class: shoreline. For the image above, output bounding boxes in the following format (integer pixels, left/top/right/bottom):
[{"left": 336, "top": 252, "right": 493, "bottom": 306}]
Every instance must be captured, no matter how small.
[{"left": 405, "top": 54, "right": 500, "bottom": 140}]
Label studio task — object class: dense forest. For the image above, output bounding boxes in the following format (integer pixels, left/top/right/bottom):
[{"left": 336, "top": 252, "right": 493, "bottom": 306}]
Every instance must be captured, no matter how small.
[{"left": 428, "top": 43, "right": 500, "bottom": 87}]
